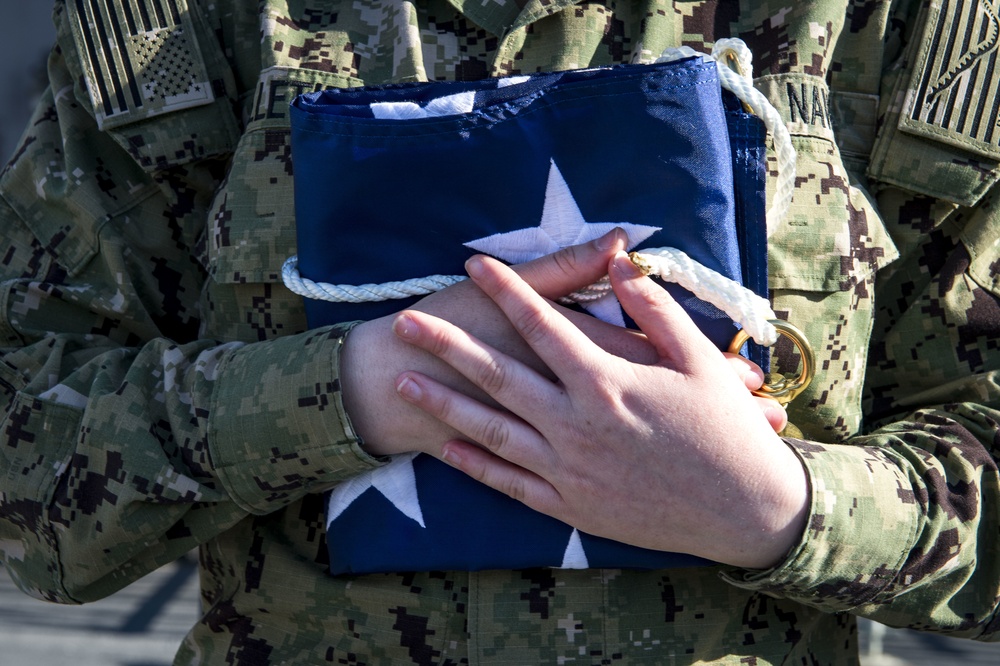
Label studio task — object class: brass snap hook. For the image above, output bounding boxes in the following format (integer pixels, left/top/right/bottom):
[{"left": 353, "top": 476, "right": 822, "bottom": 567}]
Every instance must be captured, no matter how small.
[
  {"left": 727, "top": 320, "right": 815, "bottom": 406},
  {"left": 722, "top": 49, "right": 755, "bottom": 115}
]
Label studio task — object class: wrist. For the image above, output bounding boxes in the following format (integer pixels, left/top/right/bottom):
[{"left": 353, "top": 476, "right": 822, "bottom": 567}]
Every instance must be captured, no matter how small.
[
  {"left": 339, "top": 319, "right": 390, "bottom": 455},
  {"left": 734, "top": 436, "right": 810, "bottom": 569}
]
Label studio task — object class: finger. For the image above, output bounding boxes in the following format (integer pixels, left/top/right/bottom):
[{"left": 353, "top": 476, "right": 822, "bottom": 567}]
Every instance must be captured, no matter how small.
[
  {"left": 754, "top": 396, "right": 789, "bottom": 433},
  {"left": 723, "top": 352, "right": 765, "bottom": 391},
  {"left": 395, "top": 370, "right": 556, "bottom": 469},
  {"left": 439, "top": 440, "right": 564, "bottom": 516},
  {"left": 465, "top": 256, "right": 603, "bottom": 380},
  {"left": 719, "top": 352, "right": 785, "bottom": 431},
  {"left": 608, "top": 252, "right": 717, "bottom": 368},
  {"left": 562, "top": 305, "right": 658, "bottom": 365},
  {"left": 513, "top": 228, "right": 627, "bottom": 300},
  {"left": 393, "top": 309, "right": 563, "bottom": 419}
]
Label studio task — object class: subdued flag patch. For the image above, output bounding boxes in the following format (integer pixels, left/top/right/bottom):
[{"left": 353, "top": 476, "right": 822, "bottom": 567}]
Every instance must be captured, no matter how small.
[
  {"left": 901, "top": 0, "right": 1000, "bottom": 160},
  {"left": 68, "top": 0, "right": 216, "bottom": 130}
]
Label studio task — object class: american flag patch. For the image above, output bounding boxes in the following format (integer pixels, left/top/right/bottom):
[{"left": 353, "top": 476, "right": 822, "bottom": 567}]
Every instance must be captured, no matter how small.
[
  {"left": 900, "top": 0, "right": 1000, "bottom": 159},
  {"left": 68, "top": 0, "right": 215, "bottom": 130}
]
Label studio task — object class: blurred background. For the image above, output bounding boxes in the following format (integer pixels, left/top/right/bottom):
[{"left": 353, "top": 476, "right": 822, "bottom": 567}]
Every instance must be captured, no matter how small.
[
  {"left": 0, "top": 3, "right": 53, "bottom": 166},
  {"left": 1, "top": 3, "right": 999, "bottom": 665}
]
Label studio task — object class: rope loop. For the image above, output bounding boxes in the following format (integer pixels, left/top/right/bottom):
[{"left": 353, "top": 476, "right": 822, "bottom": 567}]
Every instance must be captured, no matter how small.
[
  {"left": 281, "top": 256, "right": 468, "bottom": 304},
  {"left": 283, "top": 248, "right": 778, "bottom": 346},
  {"left": 625, "top": 248, "right": 777, "bottom": 346}
]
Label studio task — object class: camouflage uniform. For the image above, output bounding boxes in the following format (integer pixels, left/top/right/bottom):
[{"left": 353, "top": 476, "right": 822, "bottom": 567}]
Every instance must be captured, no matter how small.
[{"left": 2, "top": 0, "right": 999, "bottom": 663}]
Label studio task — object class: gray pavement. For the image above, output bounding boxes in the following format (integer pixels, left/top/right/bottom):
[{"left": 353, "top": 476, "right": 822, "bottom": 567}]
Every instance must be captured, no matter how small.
[
  {"left": 3, "top": 558, "right": 1000, "bottom": 665},
  {"left": 1, "top": 556, "right": 199, "bottom": 666}
]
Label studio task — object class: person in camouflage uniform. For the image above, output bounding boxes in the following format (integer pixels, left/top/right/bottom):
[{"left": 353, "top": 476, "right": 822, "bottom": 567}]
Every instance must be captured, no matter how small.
[{"left": 2, "top": 0, "right": 999, "bottom": 664}]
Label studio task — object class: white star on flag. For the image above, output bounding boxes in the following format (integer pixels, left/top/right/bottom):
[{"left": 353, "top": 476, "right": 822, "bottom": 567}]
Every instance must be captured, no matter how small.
[
  {"left": 326, "top": 452, "right": 425, "bottom": 527},
  {"left": 327, "top": 449, "right": 594, "bottom": 570},
  {"left": 561, "top": 529, "right": 590, "bottom": 569},
  {"left": 465, "top": 159, "right": 660, "bottom": 326}
]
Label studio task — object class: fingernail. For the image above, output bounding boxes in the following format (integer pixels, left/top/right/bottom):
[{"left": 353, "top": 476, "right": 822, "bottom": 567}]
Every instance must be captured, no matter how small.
[
  {"left": 612, "top": 251, "right": 640, "bottom": 276},
  {"left": 442, "top": 448, "right": 462, "bottom": 468},
  {"left": 393, "top": 313, "right": 418, "bottom": 339},
  {"left": 396, "top": 376, "right": 422, "bottom": 400},
  {"left": 739, "top": 365, "right": 760, "bottom": 388},
  {"left": 766, "top": 405, "right": 787, "bottom": 425},
  {"left": 595, "top": 227, "right": 624, "bottom": 251},
  {"left": 465, "top": 256, "right": 485, "bottom": 278}
]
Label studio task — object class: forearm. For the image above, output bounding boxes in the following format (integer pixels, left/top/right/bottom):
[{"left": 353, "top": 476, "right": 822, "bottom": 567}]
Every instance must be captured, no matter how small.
[
  {"left": 0, "top": 319, "right": 378, "bottom": 603},
  {"left": 726, "top": 187, "right": 1000, "bottom": 633},
  {"left": 725, "top": 393, "right": 1000, "bottom": 637},
  {"left": 0, "top": 72, "right": 376, "bottom": 602},
  {"left": 210, "top": 324, "right": 380, "bottom": 513}
]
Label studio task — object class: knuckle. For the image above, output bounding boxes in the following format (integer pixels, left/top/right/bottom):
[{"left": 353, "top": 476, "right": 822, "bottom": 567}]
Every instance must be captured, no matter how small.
[
  {"left": 478, "top": 413, "right": 511, "bottom": 454},
  {"left": 463, "top": 458, "right": 526, "bottom": 504},
  {"left": 497, "top": 474, "right": 527, "bottom": 503},
  {"left": 476, "top": 356, "right": 511, "bottom": 395},
  {"left": 427, "top": 388, "right": 454, "bottom": 421},
  {"left": 640, "top": 284, "right": 667, "bottom": 309},
  {"left": 424, "top": 326, "right": 454, "bottom": 359},
  {"left": 514, "top": 305, "right": 549, "bottom": 345},
  {"left": 591, "top": 379, "right": 622, "bottom": 409},
  {"left": 550, "top": 246, "right": 579, "bottom": 278}
]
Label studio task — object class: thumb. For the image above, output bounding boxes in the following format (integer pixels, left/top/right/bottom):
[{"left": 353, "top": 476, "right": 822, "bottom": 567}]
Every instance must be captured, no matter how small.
[{"left": 512, "top": 228, "right": 626, "bottom": 299}]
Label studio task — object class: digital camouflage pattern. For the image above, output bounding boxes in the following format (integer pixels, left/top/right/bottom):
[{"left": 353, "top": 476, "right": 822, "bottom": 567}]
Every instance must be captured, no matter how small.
[{"left": 1, "top": 0, "right": 999, "bottom": 664}]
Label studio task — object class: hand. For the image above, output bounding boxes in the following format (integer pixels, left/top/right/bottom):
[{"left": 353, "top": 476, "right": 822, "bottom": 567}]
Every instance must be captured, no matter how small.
[
  {"left": 391, "top": 252, "right": 808, "bottom": 569},
  {"left": 341, "top": 230, "right": 637, "bottom": 456}
]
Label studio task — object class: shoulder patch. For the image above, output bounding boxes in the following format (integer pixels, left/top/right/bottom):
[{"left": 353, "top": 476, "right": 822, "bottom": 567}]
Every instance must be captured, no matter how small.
[
  {"left": 900, "top": 0, "right": 1000, "bottom": 160},
  {"left": 67, "top": 0, "right": 215, "bottom": 130}
]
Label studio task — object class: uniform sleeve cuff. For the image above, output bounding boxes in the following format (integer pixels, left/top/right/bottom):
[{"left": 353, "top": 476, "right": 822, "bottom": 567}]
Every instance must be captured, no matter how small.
[
  {"left": 721, "top": 439, "right": 920, "bottom": 612},
  {"left": 209, "top": 324, "right": 383, "bottom": 514}
]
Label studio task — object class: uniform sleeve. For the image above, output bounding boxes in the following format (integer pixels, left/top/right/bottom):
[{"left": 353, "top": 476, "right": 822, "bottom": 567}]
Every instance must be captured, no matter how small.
[
  {"left": 713, "top": 0, "right": 1000, "bottom": 637},
  {"left": 723, "top": 183, "right": 1000, "bottom": 639},
  {"left": 0, "top": 11, "right": 379, "bottom": 605}
]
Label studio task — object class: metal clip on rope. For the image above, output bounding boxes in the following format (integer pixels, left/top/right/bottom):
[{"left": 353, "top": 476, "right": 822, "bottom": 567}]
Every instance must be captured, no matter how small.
[
  {"left": 624, "top": 250, "right": 815, "bottom": 417},
  {"left": 727, "top": 320, "right": 815, "bottom": 407}
]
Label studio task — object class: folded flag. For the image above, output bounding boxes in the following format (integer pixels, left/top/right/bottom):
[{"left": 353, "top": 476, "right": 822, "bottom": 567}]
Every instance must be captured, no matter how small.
[{"left": 289, "top": 57, "right": 767, "bottom": 574}]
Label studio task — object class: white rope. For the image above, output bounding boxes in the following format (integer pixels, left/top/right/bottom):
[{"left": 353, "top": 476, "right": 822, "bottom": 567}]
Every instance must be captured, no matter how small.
[
  {"left": 281, "top": 256, "right": 467, "bottom": 303},
  {"left": 283, "top": 248, "right": 777, "bottom": 346},
  {"left": 627, "top": 247, "right": 777, "bottom": 346},
  {"left": 654, "top": 38, "right": 796, "bottom": 236}
]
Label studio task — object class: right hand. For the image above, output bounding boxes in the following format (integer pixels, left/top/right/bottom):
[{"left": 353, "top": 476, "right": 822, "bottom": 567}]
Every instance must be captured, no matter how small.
[
  {"left": 340, "top": 231, "right": 785, "bottom": 457},
  {"left": 388, "top": 253, "right": 804, "bottom": 567}
]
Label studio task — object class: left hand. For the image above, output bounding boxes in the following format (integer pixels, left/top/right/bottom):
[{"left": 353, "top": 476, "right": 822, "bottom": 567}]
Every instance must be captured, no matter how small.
[{"left": 391, "top": 251, "right": 809, "bottom": 569}]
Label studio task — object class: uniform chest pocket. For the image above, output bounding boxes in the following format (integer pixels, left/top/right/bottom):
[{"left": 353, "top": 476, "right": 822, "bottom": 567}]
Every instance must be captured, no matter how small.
[
  {"left": 768, "top": 136, "right": 898, "bottom": 443},
  {"left": 867, "top": 0, "right": 1000, "bottom": 207}
]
